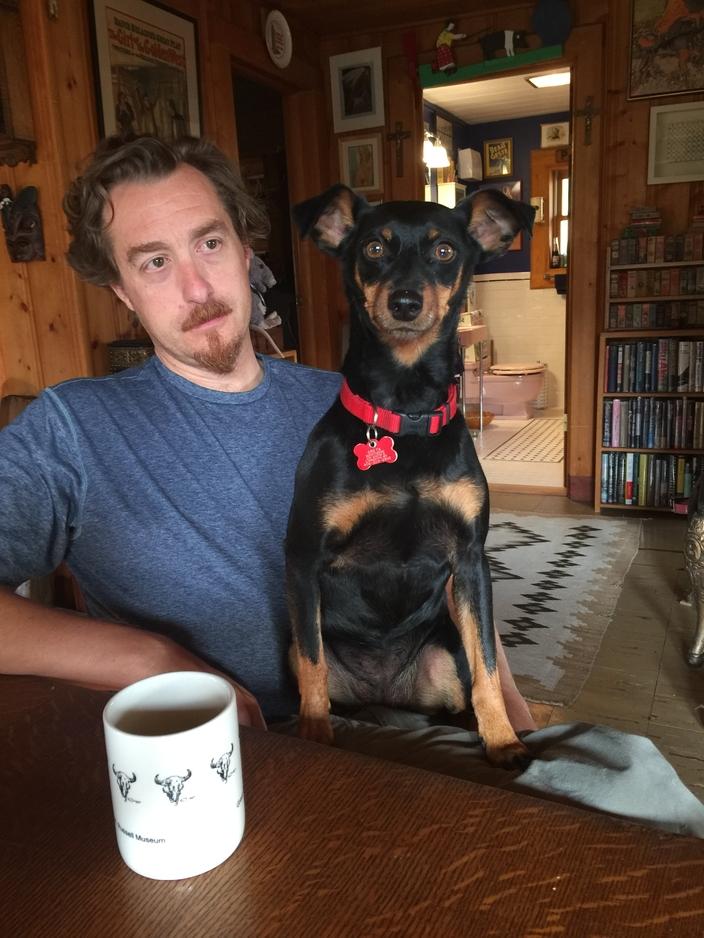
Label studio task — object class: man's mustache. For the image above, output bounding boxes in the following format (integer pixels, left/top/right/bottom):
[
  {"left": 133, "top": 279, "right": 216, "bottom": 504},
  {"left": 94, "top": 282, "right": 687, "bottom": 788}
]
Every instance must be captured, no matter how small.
[{"left": 181, "top": 300, "right": 232, "bottom": 332}]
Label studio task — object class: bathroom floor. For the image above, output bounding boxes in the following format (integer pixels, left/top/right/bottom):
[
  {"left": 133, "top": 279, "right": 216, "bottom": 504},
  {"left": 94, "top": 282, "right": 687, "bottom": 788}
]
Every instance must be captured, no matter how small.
[{"left": 470, "top": 411, "right": 565, "bottom": 489}]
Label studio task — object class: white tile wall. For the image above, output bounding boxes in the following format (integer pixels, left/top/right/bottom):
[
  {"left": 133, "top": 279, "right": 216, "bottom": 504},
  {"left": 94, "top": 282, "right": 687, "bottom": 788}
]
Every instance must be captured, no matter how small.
[{"left": 473, "top": 273, "right": 566, "bottom": 409}]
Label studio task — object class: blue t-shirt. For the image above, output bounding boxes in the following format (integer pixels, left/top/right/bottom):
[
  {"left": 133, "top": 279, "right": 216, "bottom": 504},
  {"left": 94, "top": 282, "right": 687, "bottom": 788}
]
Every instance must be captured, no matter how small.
[{"left": 0, "top": 355, "right": 341, "bottom": 720}]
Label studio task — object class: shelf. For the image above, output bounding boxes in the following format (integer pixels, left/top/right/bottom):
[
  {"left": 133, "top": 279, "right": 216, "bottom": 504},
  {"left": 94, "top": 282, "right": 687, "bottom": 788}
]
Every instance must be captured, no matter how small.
[
  {"left": 608, "top": 294, "right": 704, "bottom": 303},
  {"left": 602, "top": 391, "right": 704, "bottom": 397},
  {"left": 610, "top": 259, "right": 704, "bottom": 270},
  {"left": 602, "top": 329, "right": 704, "bottom": 338},
  {"left": 600, "top": 447, "right": 704, "bottom": 455},
  {"left": 597, "top": 248, "right": 704, "bottom": 511},
  {"left": 598, "top": 503, "right": 681, "bottom": 512}
]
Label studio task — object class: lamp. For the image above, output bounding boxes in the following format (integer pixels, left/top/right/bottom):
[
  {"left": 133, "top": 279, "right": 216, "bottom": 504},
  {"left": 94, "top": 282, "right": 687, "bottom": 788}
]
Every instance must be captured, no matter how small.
[{"left": 423, "top": 133, "right": 450, "bottom": 169}]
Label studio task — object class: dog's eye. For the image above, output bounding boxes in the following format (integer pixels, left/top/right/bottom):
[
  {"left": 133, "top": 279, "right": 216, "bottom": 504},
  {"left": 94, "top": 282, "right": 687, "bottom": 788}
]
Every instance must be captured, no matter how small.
[
  {"left": 364, "top": 240, "right": 385, "bottom": 259},
  {"left": 434, "top": 243, "right": 456, "bottom": 262}
]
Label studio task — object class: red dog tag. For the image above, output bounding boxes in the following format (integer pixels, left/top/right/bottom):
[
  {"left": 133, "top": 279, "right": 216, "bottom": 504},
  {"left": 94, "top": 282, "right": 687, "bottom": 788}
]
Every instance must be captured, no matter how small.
[{"left": 353, "top": 436, "right": 398, "bottom": 471}]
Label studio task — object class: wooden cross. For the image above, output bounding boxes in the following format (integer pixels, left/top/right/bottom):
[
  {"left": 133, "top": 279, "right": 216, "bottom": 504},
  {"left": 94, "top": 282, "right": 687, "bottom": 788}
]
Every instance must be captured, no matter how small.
[
  {"left": 574, "top": 96, "right": 600, "bottom": 146},
  {"left": 386, "top": 122, "right": 411, "bottom": 177}
]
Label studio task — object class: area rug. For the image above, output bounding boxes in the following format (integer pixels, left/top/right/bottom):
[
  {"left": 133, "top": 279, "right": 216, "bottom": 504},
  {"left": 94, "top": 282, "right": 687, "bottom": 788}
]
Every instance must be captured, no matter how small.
[
  {"left": 486, "top": 512, "right": 642, "bottom": 706},
  {"left": 485, "top": 417, "right": 563, "bottom": 462}
]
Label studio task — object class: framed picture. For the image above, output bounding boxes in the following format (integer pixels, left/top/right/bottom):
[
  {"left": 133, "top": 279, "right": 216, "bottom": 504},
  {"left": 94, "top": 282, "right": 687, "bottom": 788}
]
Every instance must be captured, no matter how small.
[
  {"left": 483, "top": 138, "right": 512, "bottom": 178},
  {"left": 486, "top": 181, "right": 522, "bottom": 250},
  {"left": 629, "top": 0, "right": 704, "bottom": 99},
  {"left": 329, "top": 47, "right": 385, "bottom": 134},
  {"left": 647, "top": 101, "right": 704, "bottom": 184},
  {"left": 90, "top": 0, "right": 200, "bottom": 139},
  {"left": 338, "top": 133, "right": 383, "bottom": 194},
  {"left": 540, "top": 121, "right": 569, "bottom": 148}
]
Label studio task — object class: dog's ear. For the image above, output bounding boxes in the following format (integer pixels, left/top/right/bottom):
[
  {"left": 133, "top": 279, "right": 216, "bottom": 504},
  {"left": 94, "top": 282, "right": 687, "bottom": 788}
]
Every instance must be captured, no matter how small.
[
  {"left": 293, "top": 184, "right": 370, "bottom": 256},
  {"left": 455, "top": 189, "right": 536, "bottom": 260}
]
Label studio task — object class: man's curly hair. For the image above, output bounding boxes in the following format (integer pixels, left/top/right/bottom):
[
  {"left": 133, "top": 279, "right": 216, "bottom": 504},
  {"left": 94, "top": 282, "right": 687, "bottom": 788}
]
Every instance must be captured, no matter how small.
[{"left": 63, "top": 135, "right": 270, "bottom": 286}]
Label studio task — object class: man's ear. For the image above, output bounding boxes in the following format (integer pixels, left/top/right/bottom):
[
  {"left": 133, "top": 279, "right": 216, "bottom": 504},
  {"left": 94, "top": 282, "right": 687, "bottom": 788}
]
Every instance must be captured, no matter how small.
[
  {"left": 292, "top": 184, "right": 370, "bottom": 257},
  {"left": 455, "top": 189, "right": 536, "bottom": 261},
  {"left": 110, "top": 282, "right": 135, "bottom": 311}
]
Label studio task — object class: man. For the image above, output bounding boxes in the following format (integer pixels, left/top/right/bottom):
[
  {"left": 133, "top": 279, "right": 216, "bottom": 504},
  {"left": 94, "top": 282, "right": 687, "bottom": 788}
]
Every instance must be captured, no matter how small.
[{"left": 1, "top": 136, "right": 702, "bottom": 836}]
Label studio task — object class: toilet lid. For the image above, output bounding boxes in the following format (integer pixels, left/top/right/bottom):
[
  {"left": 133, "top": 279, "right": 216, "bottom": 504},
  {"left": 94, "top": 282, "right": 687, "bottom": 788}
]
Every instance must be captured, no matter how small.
[{"left": 490, "top": 362, "right": 544, "bottom": 375}]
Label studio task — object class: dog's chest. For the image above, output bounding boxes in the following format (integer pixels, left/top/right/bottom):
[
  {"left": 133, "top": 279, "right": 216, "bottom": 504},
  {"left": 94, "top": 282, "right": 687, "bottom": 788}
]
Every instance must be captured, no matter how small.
[{"left": 320, "top": 476, "right": 486, "bottom": 567}]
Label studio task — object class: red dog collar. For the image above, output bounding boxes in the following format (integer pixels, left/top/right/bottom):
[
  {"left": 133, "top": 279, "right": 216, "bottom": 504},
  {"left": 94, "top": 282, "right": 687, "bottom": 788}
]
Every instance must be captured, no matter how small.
[{"left": 339, "top": 379, "right": 458, "bottom": 436}]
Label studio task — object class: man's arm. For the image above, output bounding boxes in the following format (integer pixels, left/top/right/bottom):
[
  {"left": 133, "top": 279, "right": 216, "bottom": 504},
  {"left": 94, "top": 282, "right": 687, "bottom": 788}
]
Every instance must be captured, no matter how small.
[{"left": 0, "top": 586, "right": 266, "bottom": 728}]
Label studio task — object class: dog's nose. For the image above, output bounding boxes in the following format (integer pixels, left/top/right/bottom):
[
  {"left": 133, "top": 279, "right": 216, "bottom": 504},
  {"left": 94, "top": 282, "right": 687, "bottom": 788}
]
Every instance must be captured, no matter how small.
[{"left": 387, "top": 289, "right": 423, "bottom": 321}]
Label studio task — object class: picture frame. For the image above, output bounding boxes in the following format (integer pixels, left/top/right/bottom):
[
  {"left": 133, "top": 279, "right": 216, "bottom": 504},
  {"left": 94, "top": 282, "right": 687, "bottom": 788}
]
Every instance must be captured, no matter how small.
[
  {"left": 647, "top": 101, "right": 704, "bottom": 185},
  {"left": 338, "top": 133, "right": 383, "bottom": 195},
  {"left": 540, "top": 121, "right": 569, "bottom": 148},
  {"left": 329, "top": 47, "right": 385, "bottom": 134},
  {"left": 90, "top": 0, "right": 200, "bottom": 139},
  {"left": 489, "top": 180, "right": 522, "bottom": 250},
  {"left": 629, "top": 0, "right": 704, "bottom": 99},
  {"left": 483, "top": 138, "right": 512, "bottom": 178}
]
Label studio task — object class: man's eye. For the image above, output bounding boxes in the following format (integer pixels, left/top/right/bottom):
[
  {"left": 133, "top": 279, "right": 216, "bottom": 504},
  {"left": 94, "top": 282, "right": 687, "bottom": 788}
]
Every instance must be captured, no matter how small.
[
  {"left": 434, "top": 243, "right": 456, "bottom": 262},
  {"left": 364, "top": 240, "right": 385, "bottom": 259},
  {"left": 145, "top": 256, "right": 166, "bottom": 271},
  {"left": 204, "top": 238, "right": 221, "bottom": 250}
]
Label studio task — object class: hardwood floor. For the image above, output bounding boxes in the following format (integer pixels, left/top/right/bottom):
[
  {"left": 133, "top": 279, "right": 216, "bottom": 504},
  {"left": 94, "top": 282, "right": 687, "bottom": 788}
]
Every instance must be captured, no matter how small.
[{"left": 491, "top": 492, "right": 704, "bottom": 803}]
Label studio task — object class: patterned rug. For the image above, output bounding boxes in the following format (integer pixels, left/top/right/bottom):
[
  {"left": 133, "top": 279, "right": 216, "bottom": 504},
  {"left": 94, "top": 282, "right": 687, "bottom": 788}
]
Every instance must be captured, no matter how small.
[
  {"left": 487, "top": 511, "right": 642, "bottom": 706},
  {"left": 485, "top": 417, "right": 563, "bottom": 462}
]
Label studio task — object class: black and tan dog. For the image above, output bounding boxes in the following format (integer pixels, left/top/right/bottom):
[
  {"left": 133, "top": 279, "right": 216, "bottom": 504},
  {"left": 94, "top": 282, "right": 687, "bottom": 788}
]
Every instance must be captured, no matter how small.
[{"left": 286, "top": 185, "right": 534, "bottom": 767}]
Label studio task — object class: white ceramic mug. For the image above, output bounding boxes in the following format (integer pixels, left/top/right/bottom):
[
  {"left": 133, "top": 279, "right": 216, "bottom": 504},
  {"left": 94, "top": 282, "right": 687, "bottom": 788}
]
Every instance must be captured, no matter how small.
[{"left": 103, "top": 671, "right": 245, "bottom": 880}]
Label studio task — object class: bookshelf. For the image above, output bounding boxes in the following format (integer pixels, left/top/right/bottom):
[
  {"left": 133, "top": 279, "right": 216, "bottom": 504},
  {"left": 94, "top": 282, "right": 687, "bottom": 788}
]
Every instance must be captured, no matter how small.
[{"left": 596, "top": 243, "right": 704, "bottom": 512}]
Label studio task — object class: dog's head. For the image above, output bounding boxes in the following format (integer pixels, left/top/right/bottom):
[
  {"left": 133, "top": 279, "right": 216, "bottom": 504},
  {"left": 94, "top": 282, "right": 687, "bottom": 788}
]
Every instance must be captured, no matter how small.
[{"left": 294, "top": 185, "right": 534, "bottom": 366}]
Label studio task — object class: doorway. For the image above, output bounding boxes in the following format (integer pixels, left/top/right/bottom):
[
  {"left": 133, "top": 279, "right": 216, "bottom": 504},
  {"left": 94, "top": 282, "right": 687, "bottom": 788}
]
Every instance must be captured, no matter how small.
[
  {"left": 423, "top": 68, "right": 571, "bottom": 494},
  {"left": 232, "top": 73, "right": 299, "bottom": 356}
]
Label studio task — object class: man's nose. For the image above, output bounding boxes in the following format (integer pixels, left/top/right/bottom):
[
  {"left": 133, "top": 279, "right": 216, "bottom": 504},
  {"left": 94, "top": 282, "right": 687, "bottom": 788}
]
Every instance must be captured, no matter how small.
[{"left": 179, "top": 260, "right": 212, "bottom": 304}]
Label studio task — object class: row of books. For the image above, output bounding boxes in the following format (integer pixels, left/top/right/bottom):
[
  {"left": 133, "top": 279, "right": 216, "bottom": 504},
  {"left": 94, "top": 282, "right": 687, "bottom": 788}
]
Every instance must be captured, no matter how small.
[
  {"left": 605, "top": 339, "right": 704, "bottom": 393},
  {"left": 606, "top": 299, "right": 704, "bottom": 330},
  {"left": 610, "top": 232, "right": 704, "bottom": 266},
  {"left": 599, "top": 452, "right": 702, "bottom": 507},
  {"left": 609, "top": 266, "right": 704, "bottom": 299},
  {"left": 602, "top": 397, "right": 704, "bottom": 450}
]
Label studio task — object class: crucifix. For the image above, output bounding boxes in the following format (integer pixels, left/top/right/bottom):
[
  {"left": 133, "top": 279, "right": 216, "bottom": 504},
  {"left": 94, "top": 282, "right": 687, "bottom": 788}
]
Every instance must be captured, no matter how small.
[
  {"left": 386, "top": 121, "right": 411, "bottom": 177},
  {"left": 574, "top": 95, "right": 600, "bottom": 146}
]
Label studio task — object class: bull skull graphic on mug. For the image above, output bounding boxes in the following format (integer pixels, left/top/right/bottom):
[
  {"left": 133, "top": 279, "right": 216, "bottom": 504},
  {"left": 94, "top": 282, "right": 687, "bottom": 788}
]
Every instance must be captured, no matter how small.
[{"left": 154, "top": 769, "right": 192, "bottom": 804}]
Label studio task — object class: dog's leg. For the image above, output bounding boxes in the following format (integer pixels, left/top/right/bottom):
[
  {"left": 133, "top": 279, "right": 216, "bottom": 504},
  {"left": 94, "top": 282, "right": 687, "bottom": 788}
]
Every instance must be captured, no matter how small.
[
  {"left": 448, "top": 567, "right": 530, "bottom": 769},
  {"left": 286, "top": 558, "right": 334, "bottom": 745}
]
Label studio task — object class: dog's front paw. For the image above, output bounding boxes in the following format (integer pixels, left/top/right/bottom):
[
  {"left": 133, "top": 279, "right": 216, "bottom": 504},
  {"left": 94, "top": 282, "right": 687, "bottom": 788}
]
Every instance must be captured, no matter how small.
[
  {"left": 485, "top": 738, "right": 531, "bottom": 770},
  {"left": 298, "top": 714, "right": 335, "bottom": 746}
]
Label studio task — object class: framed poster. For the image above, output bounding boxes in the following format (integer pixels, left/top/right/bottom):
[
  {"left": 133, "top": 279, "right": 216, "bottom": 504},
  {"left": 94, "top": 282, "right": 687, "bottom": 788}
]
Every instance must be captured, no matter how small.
[
  {"left": 540, "top": 121, "right": 569, "bottom": 148},
  {"left": 647, "top": 101, "right": 704, "bottom": 184},
  {"left": 629, "top": 0, "right": 704, "bottom": 99},
  {"left": 483, "top": 138, "right": 512, "bottom": 178},
  {"left": 329, "top": 47, "right": 385, "bottom": 134},
  {"left": 338, "top": 133, "right": 383, "bottom": 195},
  {"left": 90, "top": 0, "right": 200, "bottom": 139}
]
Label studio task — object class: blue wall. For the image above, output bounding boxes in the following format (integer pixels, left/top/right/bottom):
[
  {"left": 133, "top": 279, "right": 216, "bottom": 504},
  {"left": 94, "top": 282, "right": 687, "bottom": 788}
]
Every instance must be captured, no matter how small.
[{"left": 425, "top": 105, "right": 569, "bottom": 275}]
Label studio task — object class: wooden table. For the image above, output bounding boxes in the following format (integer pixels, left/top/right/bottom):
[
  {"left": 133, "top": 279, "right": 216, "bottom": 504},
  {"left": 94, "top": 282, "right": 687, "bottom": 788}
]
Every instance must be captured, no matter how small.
[{"left": 2, "top": 676, "right": 704, "bottom": 937}]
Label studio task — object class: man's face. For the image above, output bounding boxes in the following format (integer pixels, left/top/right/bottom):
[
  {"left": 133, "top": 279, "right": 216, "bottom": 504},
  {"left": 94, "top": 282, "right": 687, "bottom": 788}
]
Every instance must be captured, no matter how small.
[{"left": 107, "top": 164, "right": 256, "bottom": 386}]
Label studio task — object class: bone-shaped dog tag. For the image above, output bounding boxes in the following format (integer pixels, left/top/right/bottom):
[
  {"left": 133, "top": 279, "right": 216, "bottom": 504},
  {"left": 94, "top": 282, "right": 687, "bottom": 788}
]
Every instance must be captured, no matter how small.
[{"left": 353, "top": 436, "right": 398, "bottom": 470}]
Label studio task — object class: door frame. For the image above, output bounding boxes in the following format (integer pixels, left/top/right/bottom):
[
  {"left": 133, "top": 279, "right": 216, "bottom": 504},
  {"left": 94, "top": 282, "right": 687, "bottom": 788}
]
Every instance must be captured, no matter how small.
[{"left": 406, "top": 23, "right": 604, "bottom": 502}]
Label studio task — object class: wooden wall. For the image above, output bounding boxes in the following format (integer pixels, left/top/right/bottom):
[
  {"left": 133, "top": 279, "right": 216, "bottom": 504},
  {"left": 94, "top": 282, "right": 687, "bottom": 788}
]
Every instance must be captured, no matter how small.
[
  {"left": 2, "top": 0, "right": 701, "bottom": 498},
  {"left": 0, "top": 0, "right": 326, "bottom": 398}
]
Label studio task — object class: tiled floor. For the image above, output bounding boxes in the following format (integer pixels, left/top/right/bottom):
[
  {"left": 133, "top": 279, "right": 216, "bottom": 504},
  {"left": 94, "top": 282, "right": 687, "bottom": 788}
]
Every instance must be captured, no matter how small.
[
  {"left": 472, "top": 414, "right": 565, "bottom": 489},
  {"left": 492, "top": 492, "right": 704, "bottom": 803}
]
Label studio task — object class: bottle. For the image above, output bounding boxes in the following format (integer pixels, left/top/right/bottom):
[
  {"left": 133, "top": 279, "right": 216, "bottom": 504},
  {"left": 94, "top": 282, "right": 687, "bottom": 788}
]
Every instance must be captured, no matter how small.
[{"left": 551, "top": 237, "right": 561, "bottom": 268}]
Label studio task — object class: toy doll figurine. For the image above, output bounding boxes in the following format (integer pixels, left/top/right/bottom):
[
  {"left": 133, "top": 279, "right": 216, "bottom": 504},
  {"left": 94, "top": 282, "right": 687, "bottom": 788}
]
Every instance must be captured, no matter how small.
[{"left": 434, "top": 20, "right": 467, "bottom": 74}]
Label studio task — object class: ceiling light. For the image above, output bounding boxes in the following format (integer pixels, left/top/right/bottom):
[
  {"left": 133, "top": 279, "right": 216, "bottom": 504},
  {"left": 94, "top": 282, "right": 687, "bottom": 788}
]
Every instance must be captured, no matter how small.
[{"left": 527, "top": 72, "right": 571, "bottom": 89}]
